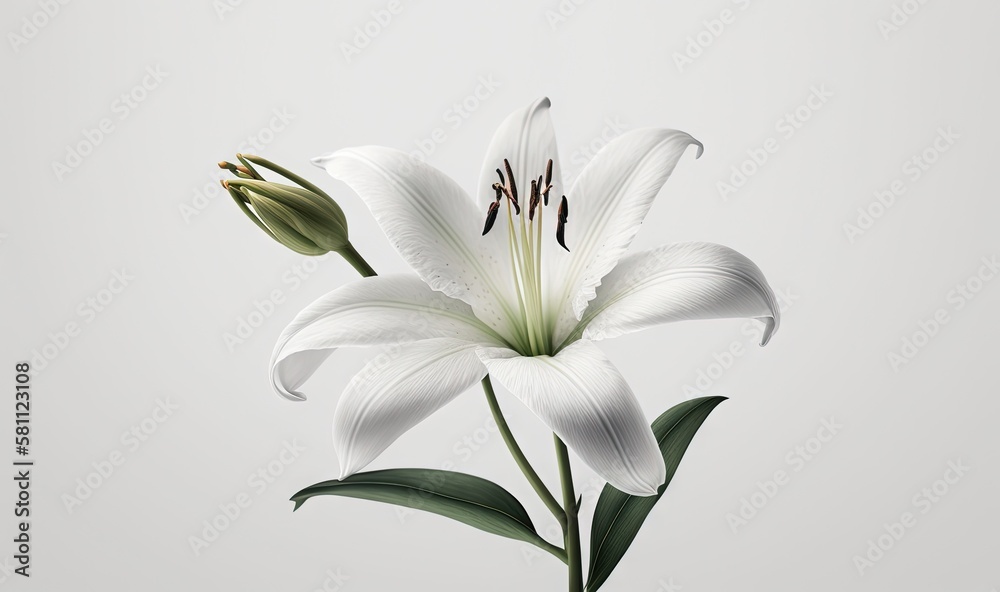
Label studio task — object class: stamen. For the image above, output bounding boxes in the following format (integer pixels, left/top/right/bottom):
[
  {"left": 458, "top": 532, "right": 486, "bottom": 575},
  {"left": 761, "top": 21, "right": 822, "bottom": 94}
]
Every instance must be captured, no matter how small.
[
  {"left": 556, "top": 195, "right": 569, "bottom": 251},
  {"left": 503, "top": 159, "right": 519, "bottom": 205},
  {"left": 543, "top": 159, "right": 553, "bottom": 205},
  {"left": 481, "top": 157, "right": 567, "bottom": 354},
  {"left": 528, "top": 179, "right": 540, "bottom": 221},
  {"left": 482, "top": 201, "right": 500, "bottom": 235},
  {"left": 494, "top": 158, "right": 521, "bottom": 216},
  {"left": 493, "top": 182, "right": 519, "bottom": 214}
]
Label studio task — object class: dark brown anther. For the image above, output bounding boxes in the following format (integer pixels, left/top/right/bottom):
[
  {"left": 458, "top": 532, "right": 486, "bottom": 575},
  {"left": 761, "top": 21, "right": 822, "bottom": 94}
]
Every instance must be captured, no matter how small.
[
  {"left": 537, "top": 174, "right": 549, "bottom": 206},
  {"left": 503, "top": 159, "right": 518, "bottom": 204},
  {"left": 494, "top": 182, "right": 518, "bottom": 213},
  {"left": 482, "top": 201, "right": 500, "bottom": 236},
  {"left": 556, "top": 195, "right": 569, "bottom": 251},
  {"left": 496, "top": 168, "right": 505, "bottom": 185},
  {"left": 495, "top": 183, "right": 519, "bottom": 214},
  {"left": 544, "top": 159, "right": 553, "bottom": 187},
  {"left": 528, "top": 179, "right": 540, "bottom": 221}
]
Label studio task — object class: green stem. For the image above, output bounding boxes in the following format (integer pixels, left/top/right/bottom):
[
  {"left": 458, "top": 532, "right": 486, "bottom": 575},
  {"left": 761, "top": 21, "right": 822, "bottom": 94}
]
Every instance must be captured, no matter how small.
[
  {"left": 482, "top": 376, "right": 566, "bottom": 526},
  {"left": 337, "top": 242, "right": 377, "bottom": 278},
  {"left": 555, "top": 436, "right": 583, "bottom": 592},
  {"left": 540, "top": 539, "right": 569, "bottom": 564}
]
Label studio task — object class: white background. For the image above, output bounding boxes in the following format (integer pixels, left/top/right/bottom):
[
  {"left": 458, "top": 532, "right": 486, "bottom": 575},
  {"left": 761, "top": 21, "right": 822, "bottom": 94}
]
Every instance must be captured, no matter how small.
[{"left": 2, "top": 1, "right": 998, "bottom": 590}]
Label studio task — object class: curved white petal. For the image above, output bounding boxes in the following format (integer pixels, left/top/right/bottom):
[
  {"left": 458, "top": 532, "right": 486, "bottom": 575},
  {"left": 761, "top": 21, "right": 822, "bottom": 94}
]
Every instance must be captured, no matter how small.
[
  {"left": 269, "top": 275, "right": 501, "bottom": 402},
  {"left": 478, "top": 340, "right": 665, "bottom": 496},
  {"left": 477, "top": 97, "right": 562, "bottom": 211},
  {"left": 313, "top": 146, "right": 526, "bottom": 349},
  {"left": 577, "top": 242, "right": 780, "bottom": 346},
  {"left": 548, "top": 128, "right": 703, "bottom": 345},
  {"left": 334, "top": 338, "right": 487, "bottom": 477}
]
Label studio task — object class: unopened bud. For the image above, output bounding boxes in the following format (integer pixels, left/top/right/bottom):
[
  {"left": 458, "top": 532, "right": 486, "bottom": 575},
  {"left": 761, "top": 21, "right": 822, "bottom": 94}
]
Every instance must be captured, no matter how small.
[{"left": 219, "top": 155, "right": 349, "bottom": 256}]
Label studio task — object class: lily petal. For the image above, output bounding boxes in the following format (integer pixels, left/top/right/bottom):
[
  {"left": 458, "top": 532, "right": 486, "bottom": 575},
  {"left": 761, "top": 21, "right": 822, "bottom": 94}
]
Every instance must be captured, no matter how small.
[
  {"left": 548, "top": 128, "right": 703, "bottom": 344},
  {"left": 334, "top": 338, "right": 487, "bottom": 478},
  {"left": 477, "top": 97, "right": 562, "bottom": 211},
  {"left": 270, "top": 275, "right": 501, "bottom": 401},
  {"left": 577, "top": 242, "right": 780, "bottom": 346},
  {"left": 477, "top": 340, "right": 665, "bottom": 496},
  {"left": 314, "top": 146, "right": 527, "bottom": 349}
]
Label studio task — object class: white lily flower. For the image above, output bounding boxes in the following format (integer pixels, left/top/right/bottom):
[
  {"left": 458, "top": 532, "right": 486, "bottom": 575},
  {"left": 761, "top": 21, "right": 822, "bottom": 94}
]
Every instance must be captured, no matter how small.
[{"left": 269, "top": 98, "right": 780, "bottom": 497}]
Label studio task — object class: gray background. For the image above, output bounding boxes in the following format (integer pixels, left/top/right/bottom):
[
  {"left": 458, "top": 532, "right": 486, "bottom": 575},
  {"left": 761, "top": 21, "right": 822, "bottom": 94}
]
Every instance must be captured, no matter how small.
[{"left": 2, "top": 0, "right": 998, "bottom": 590}]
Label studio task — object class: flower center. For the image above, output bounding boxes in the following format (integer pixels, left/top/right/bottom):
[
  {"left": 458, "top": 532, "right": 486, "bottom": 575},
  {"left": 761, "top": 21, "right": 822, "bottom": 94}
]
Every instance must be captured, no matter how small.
[{"left": 481, "top": 158, "right": 569, "bottom": 356}]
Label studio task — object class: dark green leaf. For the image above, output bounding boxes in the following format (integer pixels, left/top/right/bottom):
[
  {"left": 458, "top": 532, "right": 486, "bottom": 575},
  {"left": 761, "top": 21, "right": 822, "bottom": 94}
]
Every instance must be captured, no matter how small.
[
  {"left": 586, "top": 396, "right": 726, "bottom": 592},
  {"left": 291, "top": 468, "right": 562, "bottom": 559}
]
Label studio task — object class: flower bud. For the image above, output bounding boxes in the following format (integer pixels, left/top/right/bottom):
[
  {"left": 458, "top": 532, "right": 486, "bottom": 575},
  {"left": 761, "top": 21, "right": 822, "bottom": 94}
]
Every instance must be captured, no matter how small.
[{"left": 219, "top": 155, "right": 349, "bottom": 256}]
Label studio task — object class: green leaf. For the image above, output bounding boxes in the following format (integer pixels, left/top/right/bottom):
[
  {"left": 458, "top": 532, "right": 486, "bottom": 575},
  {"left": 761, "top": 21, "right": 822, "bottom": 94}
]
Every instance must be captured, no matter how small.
[
  {"left": 586, "top": 396, "right": 727, "bottom": 592},
  {"left": 291, "top": 468, "right": 564, "bottom": 560}
]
